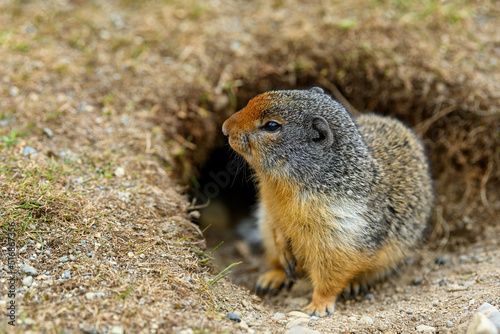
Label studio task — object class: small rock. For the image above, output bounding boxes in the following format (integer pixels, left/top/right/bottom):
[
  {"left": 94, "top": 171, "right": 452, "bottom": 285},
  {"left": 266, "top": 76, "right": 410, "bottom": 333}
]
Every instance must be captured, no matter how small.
[
  {"left": 286, "top": 318, "right": 310, "bottom": 329},
  {"left": 363, "top": 293, "right": 375, "bottom": 301},
  {"left": 80, "top": 324, "right": 98, "bottom": 334},
  {"left": 43, "top": 128, "right": 53, "bottom": 138},
  {"left": 459, "top": 255, "right": 469, "bottom": 262},
  {"left": 22, "top": 146, "right": 37, "bottom": 157},
  {"left": 18, "top": 245, "right": 27, "bottom": 254},
  {"left": 59, "top": 256, "right": 69, "bottom": 263},
  {"left": 286, "top": 326, "right": 321, "bottom": 334},
  {"left": 446, "top": 284, "right": 467, "bottom": 292},
  {"left": 184, "top": 276, "right": 191, "bottom": 282},
  {"left": 86, "top": 292, "right": 96, "bottom": 300},
  {"left": 225, "top": 312, "right": 241, "bottom": 323},
  {"left": 62, "top": 270, "right": 71, "bottom": 279},
  {"left": 435, "top": 256, "right": 449, "bottom": 265},
  {"left": 273, "top": 312, "right": 286, "bottom": 319},
  {"left": 69, "top": 255, "right": 76, "bottom": 261},
  {"left": 447, "top": 321, "right": 454, "bottom": 328},
  {"left": 360, "top": 316, "right": 374, "bottom": 325},
  {"left": 22, "top": 265, "right": 38, "bottom": 276},
  {"left": 348, "top": 316, "right": 357, "bottom": 321},
  {"left": 460, "top": 281, "right": 476, "bottom": 288},
  {"left": 289, "top": 311, "right": 310, "bottom": 318},
  {"left": 253, "top": 314, "right": 261, "bottom": 319},
  {"left": 467, "top": 312, "right": 498, "bottom": 334},
  {"left": 114, "top": 167, "right": 125, "bottom": 178},
  {"left": 22, "top": 276, "right": 33, "bottom": 287},
  {"left": 176, "top": 329, "right": 194, "bottom": 334},
  {"left": 416, "top": 325, "right": 436, "bottom": 332},
  {"left": 413, "top": 277, "right": 424, "bottom": 285},
  {"left": 110, "top": 326, "right": 124, "bottom": 334},
  {"left": 138, "top": 298, "right": 146, "bottom": 305},
  {"left": 9, "top": 86, "right": 20, "bottom": 96},
  {"left": 478, "top": 303, "right": 500, "bottom": 330}
]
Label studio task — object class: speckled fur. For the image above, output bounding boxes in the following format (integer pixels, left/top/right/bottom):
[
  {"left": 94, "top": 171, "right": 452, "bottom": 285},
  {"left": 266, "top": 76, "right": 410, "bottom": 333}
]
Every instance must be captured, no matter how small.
[{"left": 222, "top": 88, "right": 434, "bottom": 316}]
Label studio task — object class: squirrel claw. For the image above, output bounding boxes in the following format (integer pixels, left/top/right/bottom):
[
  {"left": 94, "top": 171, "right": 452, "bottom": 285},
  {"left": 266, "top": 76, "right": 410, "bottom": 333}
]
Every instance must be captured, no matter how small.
[
  {"left": 256, "top": 268, "right": 293, "bottom": 296},
  {"left": 341, "top": 280, "right": 371, "bottom": 299},
  {"left": 302, "top": 299, "right": 335, "bottom": 317},
  {"left": 280, "top": 252, "right": 297, "bottom": 282}
]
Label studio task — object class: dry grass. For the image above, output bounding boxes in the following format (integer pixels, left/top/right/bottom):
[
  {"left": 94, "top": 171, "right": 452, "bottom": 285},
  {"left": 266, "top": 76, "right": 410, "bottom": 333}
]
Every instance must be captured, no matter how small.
[{"left": 0, "top": 0, "right": 499, "bottom": 333}]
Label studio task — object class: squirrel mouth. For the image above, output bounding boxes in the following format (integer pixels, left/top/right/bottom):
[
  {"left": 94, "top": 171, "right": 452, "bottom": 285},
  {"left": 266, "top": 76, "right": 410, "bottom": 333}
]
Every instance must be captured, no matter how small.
[{"left": 228, "top": 136, "right": 253, "bottom": 161}]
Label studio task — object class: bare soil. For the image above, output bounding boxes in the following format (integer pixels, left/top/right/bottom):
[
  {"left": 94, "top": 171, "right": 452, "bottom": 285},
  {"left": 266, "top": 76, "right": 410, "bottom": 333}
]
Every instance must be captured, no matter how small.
[{"left": 0, "top": 1, "right": 499, "bottom": 333}]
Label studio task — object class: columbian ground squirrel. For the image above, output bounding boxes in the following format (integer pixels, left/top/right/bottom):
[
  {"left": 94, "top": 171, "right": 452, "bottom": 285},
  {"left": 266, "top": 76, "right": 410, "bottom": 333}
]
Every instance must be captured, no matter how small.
[{"left": 222, "top": 87, "right": 434, "bottom": 316}]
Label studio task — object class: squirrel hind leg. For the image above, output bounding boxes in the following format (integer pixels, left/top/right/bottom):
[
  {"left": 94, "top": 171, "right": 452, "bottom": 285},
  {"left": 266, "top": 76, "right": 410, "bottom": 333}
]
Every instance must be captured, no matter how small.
[{"left": 342, "top": 264, "right": 404, "bottom": 300}]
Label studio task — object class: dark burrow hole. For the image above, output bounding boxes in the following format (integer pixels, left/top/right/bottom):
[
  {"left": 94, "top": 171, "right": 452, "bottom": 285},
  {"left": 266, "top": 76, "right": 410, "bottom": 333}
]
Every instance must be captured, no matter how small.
[{"left": 191, "top": 146, "right": 264, "bottom": 288}]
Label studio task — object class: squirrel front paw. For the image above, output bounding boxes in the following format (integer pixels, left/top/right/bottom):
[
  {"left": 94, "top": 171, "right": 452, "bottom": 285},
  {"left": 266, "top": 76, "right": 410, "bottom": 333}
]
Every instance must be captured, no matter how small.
[
  {"left": 302, "top": 292, "right": 336, "bottom": 317},
  {"left": 256, "top": 268, "right": 293, "bottom": 296}
]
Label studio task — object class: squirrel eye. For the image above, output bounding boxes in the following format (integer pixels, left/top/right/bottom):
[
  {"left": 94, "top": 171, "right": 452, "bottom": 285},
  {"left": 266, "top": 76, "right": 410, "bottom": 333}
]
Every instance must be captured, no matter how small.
[{"left": 261, "top": 121, "right": 282, "bottom": 132}]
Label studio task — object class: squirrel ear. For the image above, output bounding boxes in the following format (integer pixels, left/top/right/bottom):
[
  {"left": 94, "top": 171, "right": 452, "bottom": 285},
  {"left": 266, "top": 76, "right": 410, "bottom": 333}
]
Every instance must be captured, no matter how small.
[
  {"left": 309, "top": 87, "right": 324, "bottom": 94},
  {"left": 311, "top": 116, "right": 333, "bottom": 146}
]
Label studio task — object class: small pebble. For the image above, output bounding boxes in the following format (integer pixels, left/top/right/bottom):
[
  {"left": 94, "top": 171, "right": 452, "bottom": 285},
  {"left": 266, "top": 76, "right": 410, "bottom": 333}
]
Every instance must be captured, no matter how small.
[
  {"left": 467, "top": 312, "right": 497, "bottom": 334},
  {"left": 114, "top": 167, "right": 125, "bottom": 178},
  {"left": 22, "top": 276, "right": 33, "bottom": 287},
  {"left": 18, "top": 246, "right": 27, "bottom": 254},
  {"left": 63, "top": 270, "right": 71, "bottom": 279},
  {"left": 110, "top": 326, "right": 123, "bottom": 334},
  {"left": 413, "top": 277, "right": 423, "bottom": 285},
  {"left": 273, "top": 312, "right": 286, "bottom": 319},
  {"left": 43, "top": 128, "right": 53, "bottom": 138},
  {"left": 286, "top": 318, "right": 310, "bottom": 329},
  {"left": 225, "top": 312, "right": 241, "bottom": 323},
  {"left": 22, "top": 146, "right": 37, "bottom": 157},
  {"left": 459, "top": 255, "right": 469, "bottom": 262},
  {"left": 478, "top": 303, "right": 500, "bottom": 330},
  {"left": 435, "top": 257, "right": 449, "bottom": 265},
  {"left": 22, "top": 264, "right": 38, "bottom": 276},
  {"left": 363, "top": 293, "right": 375, "bottom": 301},
  {"left": 9, "top": 86, "right": 20, "bottom": 96},
  {"left": 288, "top": 311, "right": 310, "bottom": 318},
  {"left": 416, "top": 325, "right": 436, "bottom": 332},
  {"left": 446, "top": 321, "right": 454, "bottom": 328},
  {"left": 69, "top": 255, "right": 76, "bottom": 261},
  {"left": 60, "top": 256, "right": 69, "bottom": 263},
  {"left": 360, "top": 316, "right": 374, "bottom": 325},
  {"left": 86, "top": 292, "right": 96, "bottom": 300},
  {"left": 184, "top": 276, "right": 191, "bottom": 282},
  {"left": 138, "top": 298, "right": 146, "bottom": 305},
  {"left": 286, "top": 326, "right": 321, "bottom": 334}
]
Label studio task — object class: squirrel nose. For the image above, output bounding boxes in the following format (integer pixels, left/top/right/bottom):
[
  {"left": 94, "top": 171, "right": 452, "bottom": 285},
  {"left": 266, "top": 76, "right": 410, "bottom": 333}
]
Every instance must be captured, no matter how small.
[{"left": 222, "top": 120, "right": 229, "bottom": 137}]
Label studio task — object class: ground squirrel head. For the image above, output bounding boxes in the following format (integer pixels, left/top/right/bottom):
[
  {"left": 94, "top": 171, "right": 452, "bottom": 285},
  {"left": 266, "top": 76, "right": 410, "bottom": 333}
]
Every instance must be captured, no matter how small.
[{"left": 222, "top": 88, "right": 371, "bottom": 190}]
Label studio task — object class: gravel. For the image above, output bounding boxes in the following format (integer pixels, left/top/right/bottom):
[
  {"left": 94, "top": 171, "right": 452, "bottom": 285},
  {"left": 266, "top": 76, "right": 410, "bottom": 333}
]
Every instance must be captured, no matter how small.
[
  {"left": 22, "top": 276, "right": 33, "bottom": 287},
  {"left": 22, "top": 264, "right": 38, "bottom": 276},
  {"left": 225, "top": 312, "right": 241, "bottom": 323},
  {"left": 416, "top": 325, "right": 436, "bottom": 332}
]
